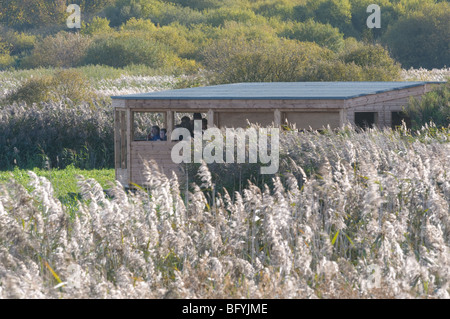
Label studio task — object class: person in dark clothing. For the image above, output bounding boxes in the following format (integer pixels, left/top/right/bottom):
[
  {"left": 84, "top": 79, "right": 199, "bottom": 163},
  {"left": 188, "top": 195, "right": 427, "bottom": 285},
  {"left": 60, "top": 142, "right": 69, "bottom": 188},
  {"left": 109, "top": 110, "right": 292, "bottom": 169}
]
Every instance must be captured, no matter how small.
[{"left": 148, "top": 125, "right": 161, "bottom": 141}]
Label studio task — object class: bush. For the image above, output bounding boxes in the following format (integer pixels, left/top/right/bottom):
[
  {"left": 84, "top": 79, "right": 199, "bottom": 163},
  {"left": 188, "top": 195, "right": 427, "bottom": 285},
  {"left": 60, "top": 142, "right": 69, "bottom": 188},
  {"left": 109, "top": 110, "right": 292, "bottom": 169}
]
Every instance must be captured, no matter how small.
[
  {"left": 105, "top": 0, "right": 205, "bottom": 27},
  {"left": 340, "top": 43, "right": 401, "bottom": 79},
  {"left": 382, "top": 3, "right": 450, "bottom": 69},
  {"left": 205, "top": 7, "right": 260, "bottom": 27},
  {"left": 6, "top": 69, "right": 96, "bottom": 105},
  {"left": 251, "top": 0, "right": 296, "bottom": 20},
  {"left": 1, "top": 30, "right": 36, "bottom": 55},
  {"left": 304, "top": 42, "right": 401, "bottom": 81},
  {"left": 20, "top": 32, "right": 92, "bottom": 68},
  {"left": 121, "top": 22, "right": 199, "bottom": 58},
  {"left": 81, "top": 17, "right": 112, "bottom": 36},
  {"left": 169, "top": 0, "right": 222, "bottom": 11},
  {"left": 202, "top": 37, "right": 334, "bottom": 83},
  {"left": 293, "top": 0, "right": 356, "bottom": 37},
  {"left": 49, "top": 69, "right": 96, "bottom": 104},
  {"left": 83, "top": 34, "right": 174, "bottom": 68},
  {"left": 349, "top": 0, "right": 398, "bottom": 40},
  {"left": 404, "top": 82, "right": 450, "bottom": 130},
  {"left": 83, "top": 32, "right": 199, "bottom": 73},
  {"left": 6, "top": 76, "right": 53, "bottom": 105},
  {"left": 279, "top": 20, "right": 345, "bottom": 52},
  {"left": 119, "top": 17, "right": 157, "bottom": 32},
  {"left": 0, "top": 53, "right": 15, "bottom": 70}
]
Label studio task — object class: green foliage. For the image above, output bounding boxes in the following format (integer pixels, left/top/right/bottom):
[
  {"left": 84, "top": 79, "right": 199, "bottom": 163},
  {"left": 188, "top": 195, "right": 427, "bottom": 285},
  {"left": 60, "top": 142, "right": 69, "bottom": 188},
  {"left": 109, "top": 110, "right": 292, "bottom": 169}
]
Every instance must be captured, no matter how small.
[
  {"left": 307, "top": 42, "right": 401, "bottom": 81},
  {"left": 0, "top": 166, "right": 115, "bottom": 201},
  {"left": 83, "top": 34, "right": 172, "bottom": 68},
  {"left": 205, "top": 7, "right": 261, "bottom": 27},
  {"left": 20, "top": 32, "right": 92, "bottom": 68},
  {"left": 70, "top": 0, "right": 116, "bottom": 13},
  {"left": 279, "top": 20, "right": 345, "bottom": 52},
  {"left": 120, "top": 20, "right": 199, "bottom": 58},
  {"left": 202, "top": 37, "right": 334, "bottom": 83},
  {"left": 105, "top": 0, "right": 205, "bottom": 27},
  {"left": 119, "top": 17, "right": 157, "bottom": 32},
  {"left": 6, "top": 76, "right": 53, "bottom": 105},
  {"left": 169, "top": 0, "right": 222, "bottom": 11},
  {"left": 49, "top": 69, "right": 96, "bottom": 104},
  {"left": 0, "top": 0, "right": 66, "bottom": 30},
  {"left": 294, "top": 0, "right": 356, "bottom": 37},
  {"left": 82, "top": 31, "right": 199, "bottom": 73},
  {"left": 404, "top": 82, "right": 450, "bottom": 130},
  {"left": 0, "top": 39, "right": 15, "bottom": 69},
  {"left": 341, "top": 43, "right": 401, "bottom": 73},
  {"left": 6, "top": 69, "right": 96, "bottom": 105},
  {"left": 1, "top": 30, "right": 37, "bottom": 55},
  {"left": 1, "top": 0, "right": 449, "bottom": 75},
  {"left": 349, "top": 0, "right": 398, "bottom": 40},
  {"left": 382, "top": 3, "right": 450, "bottom": 69},
  {"left": 251, "top": 0, "right": 297, "bottom": 20},
  {"left": 81, "top": 17, "right": 112, "bottom": 36}
]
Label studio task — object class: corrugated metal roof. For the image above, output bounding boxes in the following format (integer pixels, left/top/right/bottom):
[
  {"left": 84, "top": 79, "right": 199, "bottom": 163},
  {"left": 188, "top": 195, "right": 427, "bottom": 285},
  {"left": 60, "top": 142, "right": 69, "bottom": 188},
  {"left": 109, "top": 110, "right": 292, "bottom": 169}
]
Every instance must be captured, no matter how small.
[{"left": 111, "top": 81, "right": 443, "bottom": 100}]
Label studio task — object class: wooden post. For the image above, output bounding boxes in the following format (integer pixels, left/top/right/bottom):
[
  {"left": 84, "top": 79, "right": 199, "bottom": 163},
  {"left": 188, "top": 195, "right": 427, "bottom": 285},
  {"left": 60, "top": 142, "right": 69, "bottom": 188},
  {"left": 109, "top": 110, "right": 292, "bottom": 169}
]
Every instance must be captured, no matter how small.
[
  {"left": 166, "top": 110, "right": 174, "bottom": 141},
  {"left": 120, "top": 111, "right": 126, "bottom": 169},
  {"left": 114, "top": 110, "right": 119, "bottom": 169},
  {"left": 274, "top": 109, "right": 281, "bottom": 127},
  {"left": 207, "top": 109, "right": 214, "bottom": 128},
  {"left": 127, "top": 109, "right": 132, "bottom": 185}
]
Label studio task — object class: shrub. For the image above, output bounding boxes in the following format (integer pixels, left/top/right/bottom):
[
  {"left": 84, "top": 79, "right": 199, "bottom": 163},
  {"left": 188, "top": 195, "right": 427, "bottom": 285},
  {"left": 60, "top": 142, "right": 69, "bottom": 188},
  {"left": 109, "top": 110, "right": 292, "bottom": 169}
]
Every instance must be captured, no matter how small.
[
  {"left": 1, "top": 30, "right": 36, "bottom": 55},
  {"left": 279, "top": 20, "right": 345, "bottom": 52},
  {"left": 304, "top": 60, "right": 365, "bottom": 81},
  {"left": 0, "top": 0, "right": 66, "bottom": 30},
  {"left": 20, "top": 32, "right": 92, "bottom": 68},
  {"left": 6, "top": 69, "right": 96, "bottom": 105},
  {"left": 119, "top": 17, "right": 157, "bottom": 32},
  {"left": 202, "top": 37, "right": 334, "bottom": 83},
  {"left": 81, "top": 17, "right": 112, "bottom": 36},
  {"left": 0, "top": 53, "right": 15, "bottom": 70},
  {"left": 6, "top": 76, "right": 53, "bottom": 105},
  {"left": 251, "top": 0, "right": 296, "bottom": 20},
  {"left": 349, "top": 0, "right": 398, "bottom": 40},
  {"left": 49, "top": 69, "right": 96, "bottom": 105},
  {"left": 105, "top": 0, "right": 205, "bottom": 27},
  {"left": 83, "top": 34, "right": 174, "bottom": 69},
  {"left": 293, "top": 0, "right": 356, "bottom": 37},
  {"left": 205, "top": 7, "right": 260, "bottom": 27},
  {"left": 169, "top": 0, "right": 222, "bottom": 11},
  {"left": 382, "top": 3, "right": 450, "bottom": 69},
  {"left": 404, "top": 82, "right": 450, "bottom": 130},
  {"left": 340, "top": 43, "right": 402, "bottom": 80}
]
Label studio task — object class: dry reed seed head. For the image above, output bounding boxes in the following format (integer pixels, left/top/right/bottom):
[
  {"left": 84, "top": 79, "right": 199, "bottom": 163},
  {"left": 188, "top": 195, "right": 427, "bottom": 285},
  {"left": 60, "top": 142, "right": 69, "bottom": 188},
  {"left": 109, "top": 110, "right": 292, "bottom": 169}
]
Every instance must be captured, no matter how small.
[{"left": 1, "top": 124, "right": 450, "bottom": 298}]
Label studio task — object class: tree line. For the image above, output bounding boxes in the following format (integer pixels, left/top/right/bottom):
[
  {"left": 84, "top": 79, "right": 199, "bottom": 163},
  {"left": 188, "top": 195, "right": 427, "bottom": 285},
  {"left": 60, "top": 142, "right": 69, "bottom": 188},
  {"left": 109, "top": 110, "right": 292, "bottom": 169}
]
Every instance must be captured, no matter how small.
[{"left": 0, "top": 0, "right": 449, "bottom": 79}]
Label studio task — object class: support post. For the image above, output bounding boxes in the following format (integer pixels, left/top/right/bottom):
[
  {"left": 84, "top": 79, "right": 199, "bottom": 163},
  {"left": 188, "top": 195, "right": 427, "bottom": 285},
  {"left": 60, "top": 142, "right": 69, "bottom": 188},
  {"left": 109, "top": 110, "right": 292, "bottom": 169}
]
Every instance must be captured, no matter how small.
[{"left": 207, "top": 109, "right": 215, "bottom": 128}]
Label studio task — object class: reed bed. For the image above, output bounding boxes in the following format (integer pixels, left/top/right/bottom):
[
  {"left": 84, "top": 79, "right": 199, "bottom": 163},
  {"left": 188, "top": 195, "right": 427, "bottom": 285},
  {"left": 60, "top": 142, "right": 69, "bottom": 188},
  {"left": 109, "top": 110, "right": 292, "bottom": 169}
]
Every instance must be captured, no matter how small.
[{"left": 0, "top": 125, "right": 449, "bottom": 298}]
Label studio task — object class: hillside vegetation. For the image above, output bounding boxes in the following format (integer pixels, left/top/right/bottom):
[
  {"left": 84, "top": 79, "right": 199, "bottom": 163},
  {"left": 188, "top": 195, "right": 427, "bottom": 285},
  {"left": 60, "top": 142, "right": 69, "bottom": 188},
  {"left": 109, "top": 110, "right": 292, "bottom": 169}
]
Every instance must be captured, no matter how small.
[{"left": 0, "top": 0, "right": 449, "bottom": 82}]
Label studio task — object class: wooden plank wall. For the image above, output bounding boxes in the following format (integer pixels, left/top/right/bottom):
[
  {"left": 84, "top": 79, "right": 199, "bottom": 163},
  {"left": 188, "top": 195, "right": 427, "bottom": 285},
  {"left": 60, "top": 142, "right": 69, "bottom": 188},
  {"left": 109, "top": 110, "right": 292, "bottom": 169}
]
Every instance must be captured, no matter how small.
[
  {"left": 345, "top": 85, "right": 427, "bottom": 127},
  {"left": 284, "top": 111, "right": 341, "bottom": 130},
  {"left": 130, "top": 141, "right": 181, "bottom": 186}
]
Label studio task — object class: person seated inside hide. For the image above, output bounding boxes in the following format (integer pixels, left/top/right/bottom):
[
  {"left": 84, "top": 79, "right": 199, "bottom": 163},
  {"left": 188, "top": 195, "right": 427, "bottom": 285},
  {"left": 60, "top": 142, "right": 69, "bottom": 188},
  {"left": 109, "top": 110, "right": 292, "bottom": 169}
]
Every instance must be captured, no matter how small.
[
  {"left": 147, "top": 125, "right": 161, "bottom": 141},
  {"left": 160, "top": 128, "right": 167, "bottom": 141},
  {"left": 180, "top": 116, "right": 193, "bottom": 136}
]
